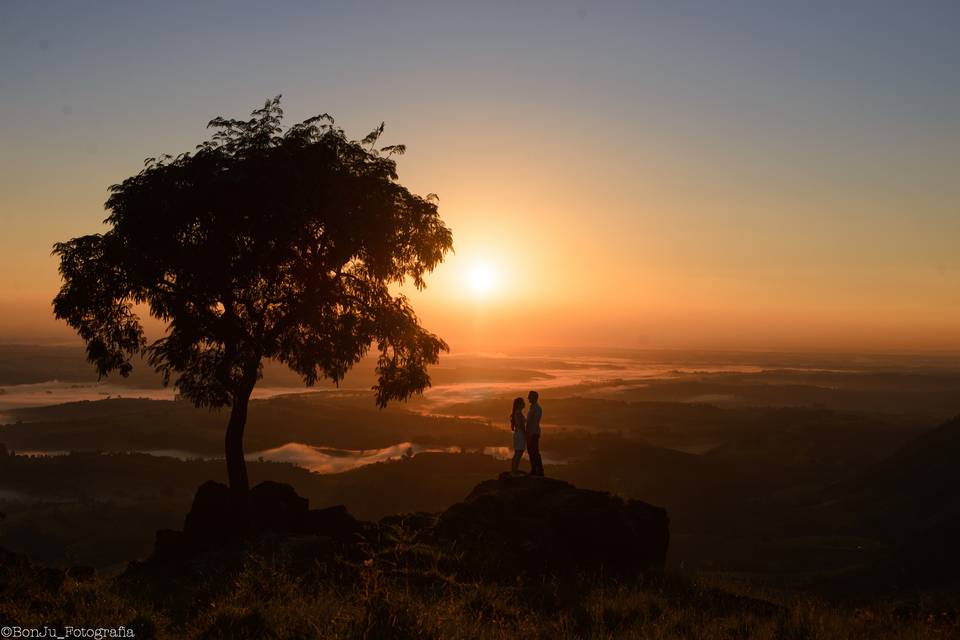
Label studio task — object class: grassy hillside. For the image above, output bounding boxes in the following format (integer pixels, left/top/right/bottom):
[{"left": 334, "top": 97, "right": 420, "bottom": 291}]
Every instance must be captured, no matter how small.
[{"left": 1, "top": 542, "right": 956, "bottom": 640}]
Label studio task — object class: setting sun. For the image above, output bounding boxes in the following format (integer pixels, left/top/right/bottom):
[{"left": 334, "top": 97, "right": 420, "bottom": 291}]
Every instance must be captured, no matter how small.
[{"left": 466, "top": 262, "right": 499, "bottom": 298}]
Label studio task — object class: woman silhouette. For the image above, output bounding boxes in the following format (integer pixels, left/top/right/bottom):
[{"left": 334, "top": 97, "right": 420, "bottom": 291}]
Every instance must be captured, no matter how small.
[{"left": 509, "top": 396, "right": 527, "bottom": 474}]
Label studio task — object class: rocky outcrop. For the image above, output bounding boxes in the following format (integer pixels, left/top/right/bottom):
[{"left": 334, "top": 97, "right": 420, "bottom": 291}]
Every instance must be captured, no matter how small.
[
  {"left": 433, "top": 473, "right": 669, "bottom": 578},
  {"left": 145, "top": 474, "right": 669, "bottom": 580},
  {"left": 152, "top": 480, "right": 365, "bottom": 560}
]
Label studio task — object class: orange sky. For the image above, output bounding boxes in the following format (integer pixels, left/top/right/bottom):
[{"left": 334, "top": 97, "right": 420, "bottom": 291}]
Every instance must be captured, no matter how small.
[{"left": 2, "top": 3, "right": 959, "bottom": 352}]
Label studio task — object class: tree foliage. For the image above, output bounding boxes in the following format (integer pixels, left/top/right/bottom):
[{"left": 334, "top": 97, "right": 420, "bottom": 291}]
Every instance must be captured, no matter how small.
[{"left": 53, "top": 97, "right": 453, "bottom": 410}]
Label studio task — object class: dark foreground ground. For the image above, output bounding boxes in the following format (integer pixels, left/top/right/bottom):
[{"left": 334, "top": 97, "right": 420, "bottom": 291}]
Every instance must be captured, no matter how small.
[{"left": 3, "top": 557, "right": 958, "bottom": 639}]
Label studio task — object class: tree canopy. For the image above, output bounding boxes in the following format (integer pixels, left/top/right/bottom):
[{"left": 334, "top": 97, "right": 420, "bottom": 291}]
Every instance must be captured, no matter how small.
[{"left": 53, "top": 97, "right": 453, "bottom": 491}]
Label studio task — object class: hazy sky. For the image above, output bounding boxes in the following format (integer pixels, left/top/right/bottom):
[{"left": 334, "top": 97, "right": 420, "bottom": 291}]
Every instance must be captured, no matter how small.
[{"left": 1, "top": 1, "right": 959, "bottom": 351}]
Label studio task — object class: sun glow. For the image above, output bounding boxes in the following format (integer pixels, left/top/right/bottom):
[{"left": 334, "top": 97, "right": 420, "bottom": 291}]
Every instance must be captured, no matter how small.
[{"left": 465, "top": 262, "right": 499, "bottom": 298}]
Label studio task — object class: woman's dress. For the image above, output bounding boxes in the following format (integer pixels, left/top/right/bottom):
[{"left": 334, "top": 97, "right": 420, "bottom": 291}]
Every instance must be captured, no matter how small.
[{"left": 512, "top": 411, "right": 526, "bottom": 452}]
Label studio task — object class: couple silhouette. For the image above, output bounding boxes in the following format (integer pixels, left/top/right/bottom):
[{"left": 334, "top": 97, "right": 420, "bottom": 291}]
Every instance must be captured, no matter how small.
[{"left": 509, "top": 390, "right": 544, "bottom": 476}]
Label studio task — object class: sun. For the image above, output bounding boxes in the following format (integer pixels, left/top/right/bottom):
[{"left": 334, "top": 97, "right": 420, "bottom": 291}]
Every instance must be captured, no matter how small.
[{"left": 465, "top": 262, "right": 499, "bottom": 298}]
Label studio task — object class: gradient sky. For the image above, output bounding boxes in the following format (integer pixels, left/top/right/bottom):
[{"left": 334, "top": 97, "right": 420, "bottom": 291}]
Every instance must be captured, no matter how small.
[{"left": 1, "top": 1, "right": 959, "bottom": 351}]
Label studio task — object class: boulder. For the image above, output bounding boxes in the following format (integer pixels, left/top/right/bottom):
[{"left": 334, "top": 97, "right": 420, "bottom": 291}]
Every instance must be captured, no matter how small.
[
  {"left": 181, "top": 481, "right": 243, "bottom": 549},
  {"left": 434, "top": 472, "right": 669, "bottom": 578},
  {"left": 304, "top": 504, "right": 363, "bottom": 541},
  {"left": 153, "top": 480, "right": 362, "bottom": 560},
  {"left": 245, "top": 481, "right": 310, "bottom": 535}
]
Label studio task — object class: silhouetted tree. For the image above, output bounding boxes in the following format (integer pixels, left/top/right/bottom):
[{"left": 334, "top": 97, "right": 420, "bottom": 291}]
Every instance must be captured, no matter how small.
[{"left": 53, "top": 97, "right": 453, "bottom": 494}]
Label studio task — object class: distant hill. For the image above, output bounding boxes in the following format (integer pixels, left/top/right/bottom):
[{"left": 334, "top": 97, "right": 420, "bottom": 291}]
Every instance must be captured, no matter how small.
[
  {"left": 839, "top": 414, "right": 960, "bottom": 540},
  {"left": 0, "top": 394, "right": 502, "bottom": 454},
  {"left": 810, "top": 417, "right": 960, "bottom": 596},
  {"left": 0, "top": 344, "right": 553, "bottom": 389}
]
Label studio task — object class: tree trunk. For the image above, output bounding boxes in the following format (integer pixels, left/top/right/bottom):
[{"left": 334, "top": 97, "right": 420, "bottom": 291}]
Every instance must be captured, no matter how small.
[{"left": 225, "top": 386, "right": 253, "bottom": 495}]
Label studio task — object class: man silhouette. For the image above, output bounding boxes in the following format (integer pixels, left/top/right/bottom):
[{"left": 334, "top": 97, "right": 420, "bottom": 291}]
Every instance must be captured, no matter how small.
[{"left": 526, "top": 390, "right": 544, "bottom": 476}]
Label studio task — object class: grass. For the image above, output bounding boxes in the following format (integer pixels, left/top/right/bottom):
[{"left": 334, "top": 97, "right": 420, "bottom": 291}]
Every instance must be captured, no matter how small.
[{"left": 2, "top": 543, "right": 957, "bottom": 640}]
